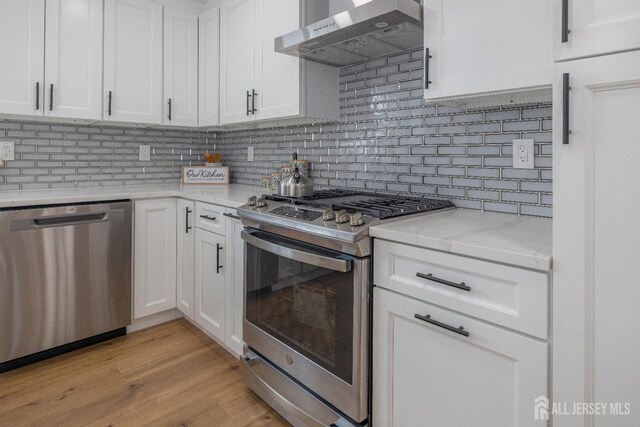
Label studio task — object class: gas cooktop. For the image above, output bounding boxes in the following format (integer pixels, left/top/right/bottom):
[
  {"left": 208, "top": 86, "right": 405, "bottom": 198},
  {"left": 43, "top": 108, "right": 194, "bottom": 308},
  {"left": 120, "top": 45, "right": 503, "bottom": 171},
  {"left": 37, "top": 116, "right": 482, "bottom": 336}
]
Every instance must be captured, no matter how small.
[
  {"left": 237, "top": 189, "right": 455, "bottom": 255},
  {"left": 265, "top": 189, "right": 454, "bottom": 219}
]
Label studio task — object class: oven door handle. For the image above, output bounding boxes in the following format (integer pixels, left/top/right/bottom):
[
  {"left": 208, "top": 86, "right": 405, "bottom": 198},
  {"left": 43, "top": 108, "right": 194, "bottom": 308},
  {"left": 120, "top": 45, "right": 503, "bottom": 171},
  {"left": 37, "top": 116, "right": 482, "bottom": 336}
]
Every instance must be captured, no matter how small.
[{"left": 241, "top": 231, "right": 352, "bottom": 273}]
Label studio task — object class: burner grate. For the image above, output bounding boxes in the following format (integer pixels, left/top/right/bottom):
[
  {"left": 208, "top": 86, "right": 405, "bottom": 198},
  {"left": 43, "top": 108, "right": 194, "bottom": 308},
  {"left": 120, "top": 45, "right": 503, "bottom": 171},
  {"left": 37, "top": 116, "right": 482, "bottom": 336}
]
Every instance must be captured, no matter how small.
[{"left": 265, "top": 190, "right": 454, "bottom": 219}]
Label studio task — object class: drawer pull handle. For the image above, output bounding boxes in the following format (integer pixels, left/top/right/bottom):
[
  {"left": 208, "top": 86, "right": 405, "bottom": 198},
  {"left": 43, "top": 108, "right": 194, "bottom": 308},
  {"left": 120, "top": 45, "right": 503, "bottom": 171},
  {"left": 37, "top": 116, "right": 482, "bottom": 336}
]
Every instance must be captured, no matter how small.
[
  {"left": 223, "top": 212, "right": 240, "bottom": 220},
  {"left": 416, "top": 272, "right": 471, "bottom": 292},
  {"left": 414, "top": 313, "right": 470, "bottom": 337},
  {"left": 200, "top": 214, "right": 217, "bottom": 221},
  {"left": 216, "top": 243, "right": 223, "bottom": 273}
]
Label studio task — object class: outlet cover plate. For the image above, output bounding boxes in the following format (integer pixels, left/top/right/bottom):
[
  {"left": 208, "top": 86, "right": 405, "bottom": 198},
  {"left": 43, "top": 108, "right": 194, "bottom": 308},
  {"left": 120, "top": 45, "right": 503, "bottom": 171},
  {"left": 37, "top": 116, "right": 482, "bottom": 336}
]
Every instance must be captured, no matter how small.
[
  {"left": 139, "top": 145, "right": 151, "bottom": 161},
  {"left": 512, "top": 139, "right": 534, "bottom": 169},
  {"left": 0, "top": 140, "right": 15, "bottom": 161}
]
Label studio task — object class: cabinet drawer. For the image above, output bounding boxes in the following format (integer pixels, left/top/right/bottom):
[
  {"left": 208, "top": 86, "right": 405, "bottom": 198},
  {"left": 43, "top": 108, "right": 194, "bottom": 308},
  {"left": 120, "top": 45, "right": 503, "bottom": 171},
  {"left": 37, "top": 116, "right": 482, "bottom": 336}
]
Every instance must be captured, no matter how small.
[
  {"left": 374, "top": 239, "right": 548, "bottom": 339},
  {"left": 373, "top": 287, "right": 548, "bottom": 427},
  {"left": 195, "top": 202, "right": 226, "bottom": 235}
]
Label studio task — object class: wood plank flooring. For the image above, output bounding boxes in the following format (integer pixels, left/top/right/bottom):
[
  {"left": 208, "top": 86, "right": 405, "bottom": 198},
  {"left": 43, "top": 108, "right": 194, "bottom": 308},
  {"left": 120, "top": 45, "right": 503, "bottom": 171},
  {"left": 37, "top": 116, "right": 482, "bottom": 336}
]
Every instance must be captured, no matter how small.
[{"left": 0, "top": 319, "right": 290, "bottom": 427}]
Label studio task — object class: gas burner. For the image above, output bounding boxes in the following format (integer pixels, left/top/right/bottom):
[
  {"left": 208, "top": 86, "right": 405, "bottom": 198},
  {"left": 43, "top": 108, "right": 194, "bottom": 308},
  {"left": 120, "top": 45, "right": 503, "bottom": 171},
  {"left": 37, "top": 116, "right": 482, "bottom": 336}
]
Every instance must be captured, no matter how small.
[{"left": 265, "top": 190, "right": 453, "bottom": 219}]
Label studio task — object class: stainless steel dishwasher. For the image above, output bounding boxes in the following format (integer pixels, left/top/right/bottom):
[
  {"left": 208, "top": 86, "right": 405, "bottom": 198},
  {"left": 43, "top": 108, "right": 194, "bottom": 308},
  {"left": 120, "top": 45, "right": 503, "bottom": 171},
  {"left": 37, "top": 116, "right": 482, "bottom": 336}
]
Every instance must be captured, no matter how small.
[{"left": 0, "top": 200, "right": 132, "bottom": 371}]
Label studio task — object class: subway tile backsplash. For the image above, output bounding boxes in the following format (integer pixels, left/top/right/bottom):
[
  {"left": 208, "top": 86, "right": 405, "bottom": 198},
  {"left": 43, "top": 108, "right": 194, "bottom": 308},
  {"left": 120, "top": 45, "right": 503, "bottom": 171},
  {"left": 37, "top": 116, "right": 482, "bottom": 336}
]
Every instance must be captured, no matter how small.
[
  {"left": 0, "top": 122, "right": 215, "bottom": 191},
  {"left": 217, "top": 48, "right": 553, "bottom": 217},
  {"left": 0, "top": 47, "right": 552, "bottom": 217}
]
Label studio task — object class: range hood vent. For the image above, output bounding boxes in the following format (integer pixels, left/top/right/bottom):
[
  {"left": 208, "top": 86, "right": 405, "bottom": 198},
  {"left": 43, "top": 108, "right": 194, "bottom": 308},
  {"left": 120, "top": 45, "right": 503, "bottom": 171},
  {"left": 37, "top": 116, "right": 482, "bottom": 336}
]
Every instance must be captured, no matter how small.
[{"left": 275, "top": 0, "right": 423, "bottom": 67}]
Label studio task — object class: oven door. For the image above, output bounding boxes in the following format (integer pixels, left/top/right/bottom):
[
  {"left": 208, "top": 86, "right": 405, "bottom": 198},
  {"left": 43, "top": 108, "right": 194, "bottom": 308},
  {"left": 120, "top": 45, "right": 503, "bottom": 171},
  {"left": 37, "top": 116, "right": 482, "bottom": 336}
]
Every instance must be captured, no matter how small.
[{"left": 242, "top": 228, "right": 368, "bottom": 423}]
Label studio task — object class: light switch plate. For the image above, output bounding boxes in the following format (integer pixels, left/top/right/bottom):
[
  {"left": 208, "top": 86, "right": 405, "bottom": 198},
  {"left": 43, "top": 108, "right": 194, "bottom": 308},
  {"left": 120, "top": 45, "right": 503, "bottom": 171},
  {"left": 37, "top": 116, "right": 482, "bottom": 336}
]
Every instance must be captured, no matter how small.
[
  {"left": 512, "top": 139, "right": 534, "bottom": 169},
  {"left": 247, "top": 146, "right": 254, "bottom": 162},
  {"left": 139, "top": 145, "right": 151, "bottom": 161},
  {"left": 0, "top": 140, "right": 15, "bottom": 161}
]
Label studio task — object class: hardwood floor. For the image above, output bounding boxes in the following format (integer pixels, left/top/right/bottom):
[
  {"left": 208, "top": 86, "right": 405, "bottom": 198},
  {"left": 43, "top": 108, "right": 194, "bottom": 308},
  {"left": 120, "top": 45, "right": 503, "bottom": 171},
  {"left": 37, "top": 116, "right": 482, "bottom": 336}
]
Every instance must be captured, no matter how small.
[{"left": 0, "top": 319, "right": 290, "bottom": 427}]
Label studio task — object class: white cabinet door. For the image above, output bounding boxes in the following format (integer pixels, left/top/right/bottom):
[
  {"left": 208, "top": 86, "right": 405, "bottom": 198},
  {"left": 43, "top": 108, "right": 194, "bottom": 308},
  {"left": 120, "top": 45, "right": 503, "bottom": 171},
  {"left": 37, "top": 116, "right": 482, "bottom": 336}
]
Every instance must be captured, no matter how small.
[
  {"left": 553, "top": 0, "right": 640, "bottom": 61},
  {"left": 195, "top": 228, "right": 226, "bottom": 341},
  {"left": 176, "top": 199, "right": 196, "bottom": 320},
  {"left": 253, "top": 0, "right": 300, "bottom": 121},
  {"left": 164, "top": 6, "right": 198, "bottom": 127},
  {"left": 104, "top": 0, "right": 163, "bottom": 124},
  {"left": 373, "top": 287, "right": 548, "bottom": 427},
  {"left": 553, "top": 51, "right": 640, "bottom": 427},
  {"left": 198, "top": 7, "right": 220, "bottom": 127},
  {"left": 134, "top": 199, "right": 177, "bottom": 319},
  {"left": 224, "top": 211, "right": 244, "bottom": 356},
  {"left": 423, "top": 0, "right": 552, "bottom": 106},
  {"left": 44, "top": 0, "right": 102, "bottom": 120},
  {"left": 0, "top": 0, "right": 45, "bottom": 116},
  {"left": 220, "top": 0, "right": 255, "bottom": 125}
]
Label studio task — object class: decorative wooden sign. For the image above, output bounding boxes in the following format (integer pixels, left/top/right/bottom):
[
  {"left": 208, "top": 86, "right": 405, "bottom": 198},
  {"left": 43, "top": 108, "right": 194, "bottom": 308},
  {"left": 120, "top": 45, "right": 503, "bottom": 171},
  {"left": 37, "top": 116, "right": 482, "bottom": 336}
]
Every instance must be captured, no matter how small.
[{"left": 181, "top": 166, "right": 230, "bottom": 184}]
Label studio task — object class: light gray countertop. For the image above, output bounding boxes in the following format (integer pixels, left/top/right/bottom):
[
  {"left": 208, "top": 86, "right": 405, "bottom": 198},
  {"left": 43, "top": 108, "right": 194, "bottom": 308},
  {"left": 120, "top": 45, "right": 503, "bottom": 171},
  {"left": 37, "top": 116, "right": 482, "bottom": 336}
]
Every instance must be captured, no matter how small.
[
  {"left": 0, "top": 183, "right": 265, "bottom": 209},
  {"left": 370, "top": 208, "right": 552, "bottom": 271},
  {"left": 0, "top": 186, "right": 552, "bottom": 270}
]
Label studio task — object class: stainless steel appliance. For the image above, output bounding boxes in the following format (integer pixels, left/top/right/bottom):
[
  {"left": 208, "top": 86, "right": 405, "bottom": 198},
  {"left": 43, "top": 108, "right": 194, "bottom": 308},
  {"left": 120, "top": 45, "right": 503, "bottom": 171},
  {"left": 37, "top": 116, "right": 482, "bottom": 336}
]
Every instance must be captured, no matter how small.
[
  {"left": 275, "top": 0, "right": 423, "bottom": 67},
  {"left": 238, "top": 190, "right": 453, "bottom": 426},
  {"left": 279, "top": 154, "right": 314, "bottom": 198},
  {"left": 0, "top": 201, "right": 132, "bottom": 371}
]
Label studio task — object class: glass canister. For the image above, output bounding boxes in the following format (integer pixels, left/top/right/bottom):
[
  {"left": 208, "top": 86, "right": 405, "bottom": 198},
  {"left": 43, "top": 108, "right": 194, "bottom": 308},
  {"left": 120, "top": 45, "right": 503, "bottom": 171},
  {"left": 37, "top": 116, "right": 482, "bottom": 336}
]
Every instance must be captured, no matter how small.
[
  {"left": 291, "top": 159, "right": 310, "bottom": 177},
  {"left": 269, "top": 172, "right": 283, "bottom": 194},
  {"left": 281, "top": 166, "right": 293, "bottom": 179},
  {"left": 261, "top": 175, "right": 271, "bottom": 189}
]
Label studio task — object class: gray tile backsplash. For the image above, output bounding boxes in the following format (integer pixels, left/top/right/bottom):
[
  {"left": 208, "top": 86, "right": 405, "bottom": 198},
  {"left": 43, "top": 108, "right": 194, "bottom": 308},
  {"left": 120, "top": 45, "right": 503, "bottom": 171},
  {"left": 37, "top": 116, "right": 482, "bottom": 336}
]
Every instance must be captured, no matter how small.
[
  {"left": 217, "top": 48, "right": 553, "bottom": 217},
  {"left": 0, "top": 122, "right": 215, "bottom": 191},
  {"left": 0, "top": 47, "right": 552, "bottom": 217}
]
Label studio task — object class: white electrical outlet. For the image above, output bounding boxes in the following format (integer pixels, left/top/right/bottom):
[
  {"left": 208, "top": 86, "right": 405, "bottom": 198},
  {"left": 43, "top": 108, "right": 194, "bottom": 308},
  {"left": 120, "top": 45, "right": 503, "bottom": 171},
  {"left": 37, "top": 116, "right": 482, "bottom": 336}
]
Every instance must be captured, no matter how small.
[
  {"left": 247, "top": 146, "right": 255, "bottom": 162},
  {"left": 0, "top": 140, "right": 15, "bottom": 161},
  {"left": 139, "top": 145, "right": 151, "bottom": 161},
  {"left": 512, "top": 139, "right": 534, "bottom": 169}
]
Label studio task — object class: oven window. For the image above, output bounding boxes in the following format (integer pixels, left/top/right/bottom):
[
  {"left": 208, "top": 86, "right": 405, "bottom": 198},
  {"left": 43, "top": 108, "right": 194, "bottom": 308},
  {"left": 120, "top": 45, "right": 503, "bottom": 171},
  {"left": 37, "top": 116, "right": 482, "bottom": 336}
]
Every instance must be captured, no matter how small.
[{"left": 245, "top": 237, "right": 354, "bottom": 384}]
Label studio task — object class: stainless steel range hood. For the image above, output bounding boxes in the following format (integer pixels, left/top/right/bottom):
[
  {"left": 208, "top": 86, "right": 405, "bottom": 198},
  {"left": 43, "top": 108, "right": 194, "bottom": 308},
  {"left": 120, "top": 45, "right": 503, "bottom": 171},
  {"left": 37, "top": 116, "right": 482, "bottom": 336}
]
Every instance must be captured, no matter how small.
[{"left": 275, "top": 0, "right": 423, "bottom": 67}]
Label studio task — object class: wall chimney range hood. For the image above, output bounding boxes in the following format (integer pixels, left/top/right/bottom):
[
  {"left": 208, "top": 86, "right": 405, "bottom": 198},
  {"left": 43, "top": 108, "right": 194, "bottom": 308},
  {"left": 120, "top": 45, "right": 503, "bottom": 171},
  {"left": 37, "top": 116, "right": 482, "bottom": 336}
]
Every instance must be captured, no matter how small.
[{"left": 275, "top": 0, "right": 423, "bottom": 67}]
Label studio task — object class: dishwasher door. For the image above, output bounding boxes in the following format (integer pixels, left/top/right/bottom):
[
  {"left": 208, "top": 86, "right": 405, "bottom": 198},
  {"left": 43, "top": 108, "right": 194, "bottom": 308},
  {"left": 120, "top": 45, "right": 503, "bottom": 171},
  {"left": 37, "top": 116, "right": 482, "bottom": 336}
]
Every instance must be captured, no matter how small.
[{"left": 0, "top": 201, "right": 132, "bottom": 364}]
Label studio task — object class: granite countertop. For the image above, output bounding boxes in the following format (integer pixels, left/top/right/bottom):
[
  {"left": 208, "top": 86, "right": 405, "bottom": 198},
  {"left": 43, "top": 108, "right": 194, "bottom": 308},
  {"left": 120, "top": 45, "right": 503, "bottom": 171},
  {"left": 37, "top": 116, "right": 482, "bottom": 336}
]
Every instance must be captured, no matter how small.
[
  {"left": 0, "top": 183, "right": 265, "bottom": 209},
  {"left": 370, "top": 208, "right": 552, "bottom": 271}
]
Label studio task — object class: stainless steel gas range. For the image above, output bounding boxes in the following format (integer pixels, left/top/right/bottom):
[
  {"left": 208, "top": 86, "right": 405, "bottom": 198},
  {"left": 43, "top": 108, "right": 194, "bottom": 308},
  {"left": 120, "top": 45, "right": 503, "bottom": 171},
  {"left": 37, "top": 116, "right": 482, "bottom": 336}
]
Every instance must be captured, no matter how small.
[{"left": 237, "top": 190, "right": 453, "bottom": 426}]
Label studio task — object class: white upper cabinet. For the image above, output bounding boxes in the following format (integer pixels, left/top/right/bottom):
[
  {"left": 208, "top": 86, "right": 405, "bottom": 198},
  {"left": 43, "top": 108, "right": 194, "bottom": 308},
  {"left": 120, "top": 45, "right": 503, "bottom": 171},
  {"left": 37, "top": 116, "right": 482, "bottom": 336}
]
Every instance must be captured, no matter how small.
[
  {"left": 199, "top": 7, "right": 220, "bottom": 127},
  {"left": 104, "top": 0, "right": 163, "bottom": 124},
  {"left": 219, "top": 0, "right": 338, "bottom": 126},
  {"left": 164, "top": 6, "right": 198, "bottom": 127},
  {"left": 45, "top": 0, "right": 103, "bottom": 120},
  {"left": 253, "top": 0, "right": 300, "bottom": 121},
  {"left": 423, "top": 0, "right": 553, "bottom": 108},
  {"left": 220, "top": 0, "right": 256, "bottom": 125},
  {"left": 0, "top": 0, "right": 45, "bottom": 116},
  {"left": 553, "top": 0, "right": 640, "bottom": 62}
]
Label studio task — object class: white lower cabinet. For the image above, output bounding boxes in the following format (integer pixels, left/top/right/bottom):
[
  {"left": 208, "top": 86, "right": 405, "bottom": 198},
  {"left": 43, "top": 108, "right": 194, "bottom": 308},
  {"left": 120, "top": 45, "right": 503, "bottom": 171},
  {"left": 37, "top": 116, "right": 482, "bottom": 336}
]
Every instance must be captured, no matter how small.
[
  {"left": 194, "top": 227, "right": 226, "bottom": 342},
  {"left": 553, "top": 50, "right": 640, "bottom": 427},
  {"left": 373, "top": 287, "right": 548, "bottom": 427},
  {"left": 134, "top": 199, "right": 244, "bottom": 356},
  {"left": 176, "top": 199, "right": 195, "bottom": 319},
  {"left": 134, "top": 199, "right": 177, "bottom": 319},
  {"left": 224, "top": 211, "right": 244, "bottom": 356},
  {"left": 373, "top": 239, "right": 550, "bottom": 426}
]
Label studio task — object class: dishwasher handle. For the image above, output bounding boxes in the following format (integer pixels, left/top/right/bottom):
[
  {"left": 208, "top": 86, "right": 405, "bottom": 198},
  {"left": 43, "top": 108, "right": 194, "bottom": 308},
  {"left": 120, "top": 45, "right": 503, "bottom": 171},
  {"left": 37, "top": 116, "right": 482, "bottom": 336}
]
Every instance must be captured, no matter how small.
[
  {"left": 10, "top": 210, "right": 124, "bottom": 232},
  {"left": 33, "top": 213, "right": 107, "bottom": 227}
]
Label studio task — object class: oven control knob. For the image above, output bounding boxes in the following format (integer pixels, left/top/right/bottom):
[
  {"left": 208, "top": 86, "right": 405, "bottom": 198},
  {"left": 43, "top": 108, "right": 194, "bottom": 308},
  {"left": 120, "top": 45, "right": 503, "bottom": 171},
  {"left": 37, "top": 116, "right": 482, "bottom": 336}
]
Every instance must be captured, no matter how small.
[
  {"left": 256, "top": 197, "right": 268, "bottom": 208},
  {"left": 247, "top": 195, "right": 257, "bottom": 206},
  {"left": 349, "top": 212, "right": 365, "bottom": 227},
  {"left": 335, "top": 209, "right": 349, "bottom": 224},
  {"left": 322, "top": 208, "right": 335, "bottom": 221}
]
